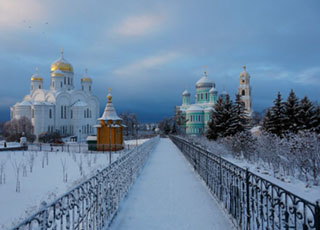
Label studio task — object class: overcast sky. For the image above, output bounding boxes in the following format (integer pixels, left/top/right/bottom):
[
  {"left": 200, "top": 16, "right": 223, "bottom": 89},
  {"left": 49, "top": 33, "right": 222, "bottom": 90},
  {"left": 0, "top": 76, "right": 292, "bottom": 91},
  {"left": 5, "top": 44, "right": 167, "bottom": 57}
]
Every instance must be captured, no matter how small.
[{"left": 0, "top": 0, "right": 319, "bottom": 122}]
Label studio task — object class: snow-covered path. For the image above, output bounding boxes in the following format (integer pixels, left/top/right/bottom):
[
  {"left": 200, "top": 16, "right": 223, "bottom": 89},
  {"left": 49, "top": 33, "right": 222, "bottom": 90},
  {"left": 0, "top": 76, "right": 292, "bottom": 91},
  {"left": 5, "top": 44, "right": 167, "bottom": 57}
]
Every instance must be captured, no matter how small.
[{"left": 110, "top": 138, "right": 234, "bottom": 230}]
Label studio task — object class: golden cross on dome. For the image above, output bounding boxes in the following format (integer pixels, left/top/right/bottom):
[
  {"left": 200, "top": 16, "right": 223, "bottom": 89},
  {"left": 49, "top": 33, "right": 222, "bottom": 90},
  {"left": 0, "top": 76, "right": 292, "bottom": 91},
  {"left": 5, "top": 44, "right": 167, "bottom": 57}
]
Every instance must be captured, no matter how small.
[
  {"left": 107, "top": 88, "right": 112, "bottom": 102},
  {"left": 85, "top": 68, "right": 88, "bottom": 75},
  {"left": 243, "top": 65, "right": 246, "bottom": 71},
  {"left": 204, "top": 65, "right": 207, "bottom": 76},
  {"left": 60, "top": 48, "right": 64, "bottom": 56},
  {"left": 35, "top": 66, "right": 39, "bottom": 73}
]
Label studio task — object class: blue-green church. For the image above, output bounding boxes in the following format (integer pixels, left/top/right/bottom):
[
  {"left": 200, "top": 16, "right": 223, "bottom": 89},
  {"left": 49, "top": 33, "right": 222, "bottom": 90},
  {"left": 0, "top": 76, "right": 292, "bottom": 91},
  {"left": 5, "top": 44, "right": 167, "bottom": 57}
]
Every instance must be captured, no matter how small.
[{"left": 176, "top": 66, "right": 251, "bottom": 135}]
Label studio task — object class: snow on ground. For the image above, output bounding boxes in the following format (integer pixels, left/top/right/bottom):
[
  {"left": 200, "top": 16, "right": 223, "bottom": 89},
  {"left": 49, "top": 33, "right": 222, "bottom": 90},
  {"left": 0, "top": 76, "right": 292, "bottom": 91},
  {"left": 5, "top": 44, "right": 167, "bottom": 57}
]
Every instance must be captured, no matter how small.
[
  {"left": 110, "top": 138, "right": 234, "bottom": 230},
  {"left": 0, "top": 150, "right": 123, "bottom": 230},
  {"left": 223, "top": 155, "right": 320, "bottom": 203}
]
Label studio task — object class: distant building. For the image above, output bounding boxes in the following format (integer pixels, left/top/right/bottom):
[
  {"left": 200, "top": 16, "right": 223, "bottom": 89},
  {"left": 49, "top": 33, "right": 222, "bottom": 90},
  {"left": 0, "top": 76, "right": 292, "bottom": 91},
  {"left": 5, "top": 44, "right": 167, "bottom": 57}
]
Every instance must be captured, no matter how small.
[
  {"left": 238, "top": 66, "right": 252, "bottom": 115},
  {"left": 176, "top": 66, "right": 252, "bottom": 135},
  {"left": 96, "top": 89, "right": 124, "bottom": 151},
  {"left": 10, "top": 49, "right": 99, "bottom": 141}
]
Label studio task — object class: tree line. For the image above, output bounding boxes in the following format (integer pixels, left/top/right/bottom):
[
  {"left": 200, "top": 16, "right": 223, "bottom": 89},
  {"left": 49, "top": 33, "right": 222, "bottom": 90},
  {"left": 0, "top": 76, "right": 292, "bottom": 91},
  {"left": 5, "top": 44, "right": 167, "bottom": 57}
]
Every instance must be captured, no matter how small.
[
  {"left": 263, "top": 90, "right": 320, "bottom": 136},
  {"left": 206, "top": 94, "right": 249, "bottom": 140}
]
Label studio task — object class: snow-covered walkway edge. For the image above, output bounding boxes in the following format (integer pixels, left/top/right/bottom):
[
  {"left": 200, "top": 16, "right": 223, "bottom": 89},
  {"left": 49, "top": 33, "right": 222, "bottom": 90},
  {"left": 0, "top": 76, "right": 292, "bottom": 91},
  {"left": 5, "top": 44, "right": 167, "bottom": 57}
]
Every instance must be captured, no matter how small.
[{"left": 110, "top": 138, "right": 233, "bottom": 230}]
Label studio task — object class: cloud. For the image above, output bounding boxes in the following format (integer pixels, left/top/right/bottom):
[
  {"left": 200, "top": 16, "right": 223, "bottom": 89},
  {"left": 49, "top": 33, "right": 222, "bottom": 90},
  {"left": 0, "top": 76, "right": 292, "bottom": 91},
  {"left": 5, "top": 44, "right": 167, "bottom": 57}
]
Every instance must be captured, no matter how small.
[
  {"left": 293, "top": 67, "right": 320, "bottom": 85},
  {"left": 253, "top": 64, "right": 320, "bottom": 86},
  {"left": 0, "top": 1, "right": 45, "bottom": 30},
  {"left": 113, "top": 52, "right": 180, "bottom": 76},
  {"left": 113, "top": 14, "right": 164, "bottom": 37}
]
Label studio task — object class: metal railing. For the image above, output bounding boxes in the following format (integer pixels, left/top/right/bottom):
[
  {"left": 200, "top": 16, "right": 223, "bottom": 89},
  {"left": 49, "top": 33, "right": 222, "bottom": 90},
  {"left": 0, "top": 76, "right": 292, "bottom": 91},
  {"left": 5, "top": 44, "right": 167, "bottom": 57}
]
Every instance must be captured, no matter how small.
[
  {"left": 27, "top": 143, "right": 137, "bottom": 153},
  {"left": 170, "top": 135, "right": 320, "bottom": 230},
  {"left": 12, "top": 136, "right": 159, "bottom": 230}
]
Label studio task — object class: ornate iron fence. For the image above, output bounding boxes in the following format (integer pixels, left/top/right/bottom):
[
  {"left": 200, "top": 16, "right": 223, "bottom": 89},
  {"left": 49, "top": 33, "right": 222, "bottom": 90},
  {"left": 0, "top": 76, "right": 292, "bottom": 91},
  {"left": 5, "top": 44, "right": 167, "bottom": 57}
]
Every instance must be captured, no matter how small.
[
  {"left": 27, "top": 143, "right": 137, "bottom": 153},
  {"left": 170, "top": 135, "right": 320, "bottom": 230},
  {"left": 12, "top": 136, "right": 159, "bottom": 230}
]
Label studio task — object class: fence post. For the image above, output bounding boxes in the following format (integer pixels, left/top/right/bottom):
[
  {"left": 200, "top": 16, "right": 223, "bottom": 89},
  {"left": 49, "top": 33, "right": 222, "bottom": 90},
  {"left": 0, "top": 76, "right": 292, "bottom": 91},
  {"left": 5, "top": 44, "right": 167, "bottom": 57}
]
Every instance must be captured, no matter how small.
[
  {"left": 40, "top": 201, "right": 48, "bottom": 230},
  {"left": 219, "top": 155, "right": 223, "bottom": 201},
  {"left": 206, "top": 151, "right": 209, "bottom": 185},
  {"left": 245, "top": 168, "right": 251, "bottom": 230},
  {"left": 315, "top": 201, "right": 320, "bottom": 230}
]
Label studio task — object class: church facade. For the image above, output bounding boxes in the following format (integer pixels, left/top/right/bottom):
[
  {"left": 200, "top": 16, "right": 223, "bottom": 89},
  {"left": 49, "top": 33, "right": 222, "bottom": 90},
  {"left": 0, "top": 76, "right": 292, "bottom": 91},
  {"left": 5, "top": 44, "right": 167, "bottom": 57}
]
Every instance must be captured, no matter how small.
[
  {"left": 176, "top": 66, "right": 252, "bottom": 135},
  {"left": 10, "top": 50, "right": 100, "bottom": 141}
]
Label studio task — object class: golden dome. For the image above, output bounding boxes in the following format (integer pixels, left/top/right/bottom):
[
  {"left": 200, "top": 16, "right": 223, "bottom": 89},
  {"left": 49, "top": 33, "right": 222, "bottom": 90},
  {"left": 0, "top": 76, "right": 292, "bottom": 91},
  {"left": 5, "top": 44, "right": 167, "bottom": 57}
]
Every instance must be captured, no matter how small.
[
  {"left": 81, "top": 68, "right": 92, "bottom": 82},
  {"left": 30, "top": 67, "right": 43, "bottom": 81},
  {"left": 81, "top": 78, "right": 92, "bottom": 82},
  {"left": 50, "top": 48, "right": 74, "bottom": 73},
  {"left": 31, "top": 77, "right": 43, "bottom": 81}
]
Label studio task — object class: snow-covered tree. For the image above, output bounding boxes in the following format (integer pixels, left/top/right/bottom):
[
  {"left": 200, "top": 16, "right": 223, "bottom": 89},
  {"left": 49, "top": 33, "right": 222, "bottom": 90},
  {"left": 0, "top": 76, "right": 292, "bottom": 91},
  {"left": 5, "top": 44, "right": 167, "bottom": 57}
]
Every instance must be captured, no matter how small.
[
  {"left": 297, "top": 96, "right": 316, "bottom": 131},
  {"left": 228, "top": 94, "right": 247, "bottom": 135},
  {"left": 263, "top": 92, "right": 285, "bottom": 137},
  {"left": 226, "top": 131, "right": 256, "bottom": 161},
  {"left": 314, "top": 106, "right": 320, "bottom": 134},
  {"left": 283, "top": 89, "right": 300, "bottom": 133},
  {"left": 207, "top": 95, "right": 233, "bottom": 140}
]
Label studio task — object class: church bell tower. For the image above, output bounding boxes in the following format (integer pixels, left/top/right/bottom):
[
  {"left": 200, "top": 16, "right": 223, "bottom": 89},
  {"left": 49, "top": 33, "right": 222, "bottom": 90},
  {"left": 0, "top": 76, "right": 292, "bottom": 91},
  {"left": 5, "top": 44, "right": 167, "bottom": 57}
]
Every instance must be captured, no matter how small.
[{"left": 238, "top": 66, "right": 252, "bottom": 115}]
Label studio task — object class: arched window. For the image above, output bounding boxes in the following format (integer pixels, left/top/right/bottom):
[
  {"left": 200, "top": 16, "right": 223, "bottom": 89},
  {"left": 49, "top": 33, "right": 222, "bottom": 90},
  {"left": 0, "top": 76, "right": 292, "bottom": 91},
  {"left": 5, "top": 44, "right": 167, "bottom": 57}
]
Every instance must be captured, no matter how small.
[
  {"left": 242, "top": 90, "right": 245, "bottom": 96},
  {"left": 64, "top": 77, "right": 66, "bottom": 85},
  {"left": 60, "top": 82, "right": 62, "bottom": 88},
  {"left": 84, "top": 110, "right": 86, "bottom": 118},
  {"left": 89, "top": 86, "right": 91, "bottom": 91},
  {"left": 39, "top": 85, "right": 41, "bottom": 89},
  {"left": 49, "top": 109, "right": 52, "bottom": 119}
]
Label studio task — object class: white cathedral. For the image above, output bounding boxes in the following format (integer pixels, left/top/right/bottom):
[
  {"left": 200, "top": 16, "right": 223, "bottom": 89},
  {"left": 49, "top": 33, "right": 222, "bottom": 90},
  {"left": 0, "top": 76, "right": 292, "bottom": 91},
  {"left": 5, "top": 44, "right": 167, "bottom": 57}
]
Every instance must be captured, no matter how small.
[{"left": 10, "top": 49, "right": 100, "bottom": 141}]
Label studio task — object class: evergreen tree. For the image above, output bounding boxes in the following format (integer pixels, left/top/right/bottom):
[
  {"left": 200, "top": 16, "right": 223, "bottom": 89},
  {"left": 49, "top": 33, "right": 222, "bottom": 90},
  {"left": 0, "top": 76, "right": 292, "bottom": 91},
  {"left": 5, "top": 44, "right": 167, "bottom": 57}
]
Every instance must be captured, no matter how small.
[
  {"left": 297, "top": 96, "right": 316, "bottom": 131},
  {"left": 283, "top": 89, "right": 300, "bottom": 133},
  {"left": 262, "top": 109, "right": 273, "bottom": 131},
  {"left": 228, "top": 94, "right": 247, "bottom": 135},
  {"left": 207, "top": 95, "right": 233, "bottom": 139},
  {"left": 206, "top": 113, "right": 218, "bottom": 140},
  {"left": 314, "top": 106, "right": 320, "bottom": 134},
  {"left": 265, "top": 92, "right": 285, "bottom": 137}
]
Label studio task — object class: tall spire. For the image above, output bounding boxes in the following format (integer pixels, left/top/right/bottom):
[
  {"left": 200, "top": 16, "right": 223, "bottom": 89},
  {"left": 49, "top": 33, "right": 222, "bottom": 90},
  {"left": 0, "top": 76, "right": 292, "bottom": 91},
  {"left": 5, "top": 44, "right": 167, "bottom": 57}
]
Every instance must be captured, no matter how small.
[
  {"left": 107, "top": 88, "right": 112, "bottom": 102},
  {"left": 204, "top": 65, "right": 207, "bottom": 76}
]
